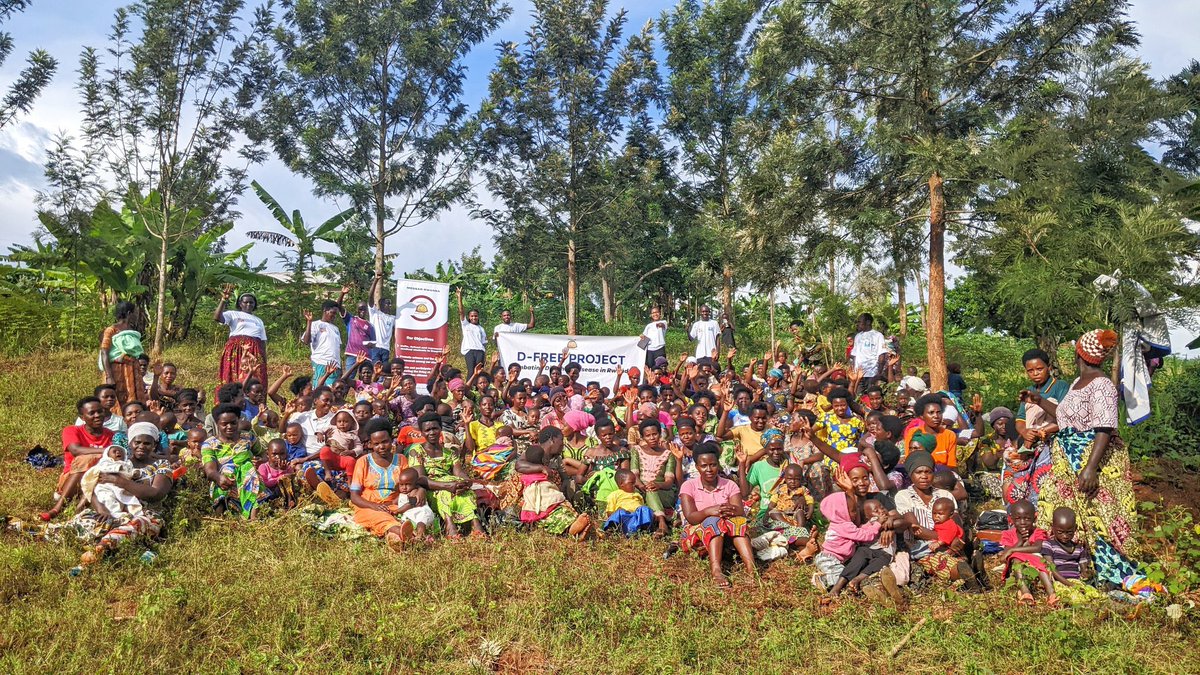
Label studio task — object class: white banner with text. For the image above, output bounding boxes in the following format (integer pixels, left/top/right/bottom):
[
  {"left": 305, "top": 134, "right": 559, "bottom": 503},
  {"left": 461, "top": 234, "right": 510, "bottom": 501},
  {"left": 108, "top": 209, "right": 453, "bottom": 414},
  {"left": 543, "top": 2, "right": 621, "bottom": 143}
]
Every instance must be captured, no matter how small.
[{"left": 496, "top": 333, "right": 645, "bottom": 391}]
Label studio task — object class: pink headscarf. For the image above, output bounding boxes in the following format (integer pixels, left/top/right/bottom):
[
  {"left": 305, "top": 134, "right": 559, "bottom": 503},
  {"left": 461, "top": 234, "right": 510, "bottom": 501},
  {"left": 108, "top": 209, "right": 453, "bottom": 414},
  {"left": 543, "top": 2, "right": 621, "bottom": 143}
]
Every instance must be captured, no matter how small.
[
  {"left": 563, "top": 410, "right": 595, "bottom": 433},
  {"left": 448, "top": 378, "right": 465, "bottom": 392}
]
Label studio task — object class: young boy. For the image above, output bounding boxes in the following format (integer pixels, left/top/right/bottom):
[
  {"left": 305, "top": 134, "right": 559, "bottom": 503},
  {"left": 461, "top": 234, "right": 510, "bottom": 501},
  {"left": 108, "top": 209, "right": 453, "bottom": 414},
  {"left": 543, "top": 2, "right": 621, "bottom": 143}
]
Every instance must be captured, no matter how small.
[{"left": 1041, "top": 507, "right": 1091, "bottom": 601}]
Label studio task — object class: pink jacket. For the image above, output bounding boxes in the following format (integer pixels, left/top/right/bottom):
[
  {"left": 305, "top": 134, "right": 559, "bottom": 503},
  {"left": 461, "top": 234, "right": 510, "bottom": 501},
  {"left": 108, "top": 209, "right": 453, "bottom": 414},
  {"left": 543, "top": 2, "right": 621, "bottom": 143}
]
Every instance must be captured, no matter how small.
[{"left": 819, "top": 492, "right": 881, "bottom": 562}]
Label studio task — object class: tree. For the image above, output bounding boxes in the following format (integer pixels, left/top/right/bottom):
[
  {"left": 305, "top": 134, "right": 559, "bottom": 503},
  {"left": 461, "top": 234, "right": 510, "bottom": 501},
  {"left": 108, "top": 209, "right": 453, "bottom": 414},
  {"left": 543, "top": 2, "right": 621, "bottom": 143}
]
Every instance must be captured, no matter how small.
[
  {"left": 1162, "top": 60, "right": 1200, "bottom": 177},
  {"left": 0, "top": 0, "right": 57, "bottom": 128},
  {"left": 754, "top": 0, "right": 1126, "bottom": 389},
  {"left": 246, "top": 180, "right": 356, "bottom": 285},
  {"left": 660, "top": 0, "right": 760, "bottom": 312},
  {"left": 961, "top": 37, "right": 1200, "bottom": 354},
  {"left": 68, "top": 0, "right": 272, "bottom": 355},
  {"left": 478, "top": 0, "right": 658, "bottom": 335},
  {"left": 267, "top": 0, "right": 506, "bottom": 304}
]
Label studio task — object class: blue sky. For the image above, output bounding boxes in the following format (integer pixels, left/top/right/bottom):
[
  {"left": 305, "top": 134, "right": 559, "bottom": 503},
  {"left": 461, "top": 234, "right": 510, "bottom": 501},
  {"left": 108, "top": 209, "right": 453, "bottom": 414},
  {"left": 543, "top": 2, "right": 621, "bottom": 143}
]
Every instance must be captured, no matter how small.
[{"left": 1, "top": 0, "right": 1198, "bottom": 350}]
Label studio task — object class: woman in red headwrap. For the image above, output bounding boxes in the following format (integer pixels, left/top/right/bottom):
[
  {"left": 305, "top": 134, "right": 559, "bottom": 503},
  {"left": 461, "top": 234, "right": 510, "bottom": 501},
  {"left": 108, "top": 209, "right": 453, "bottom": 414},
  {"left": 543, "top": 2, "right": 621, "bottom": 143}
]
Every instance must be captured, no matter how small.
[{"left": 1022, "top": 329, "right": 1141, "bottom": 587}]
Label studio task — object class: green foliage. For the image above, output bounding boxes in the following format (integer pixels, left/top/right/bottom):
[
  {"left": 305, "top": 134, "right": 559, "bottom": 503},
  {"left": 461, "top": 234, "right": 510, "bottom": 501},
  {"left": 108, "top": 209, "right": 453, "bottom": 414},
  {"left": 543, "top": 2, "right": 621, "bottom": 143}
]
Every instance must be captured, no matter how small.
[
  {"left": 1123, "top": 360, "right": 1200, "bottom": 464},
  {"left": 267, "top": 0, "right": 506, "bottom": 297},
  {"left": 1139, "top": 503, "right": 1200, "bottom": 594},
  {"left": 0, "top": 0, "right": 57, "bottom": 128}
]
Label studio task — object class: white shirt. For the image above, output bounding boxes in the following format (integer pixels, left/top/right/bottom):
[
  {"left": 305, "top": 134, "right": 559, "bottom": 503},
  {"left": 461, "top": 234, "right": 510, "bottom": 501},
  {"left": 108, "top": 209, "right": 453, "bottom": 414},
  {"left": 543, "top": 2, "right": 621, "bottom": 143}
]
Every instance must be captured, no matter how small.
[
  {"left": 851, "top": 329, "right": 885, "bottom": 377},
  {"left": 460, "top": 320, "right": 486, "bottom": 353},
  {"left": 493, "top": 321, "right": 528, "bottom": 340},
  {"left": 368, "top": 306, "right": 396, "bottom": 351},
  {"left": 642, "top": 320, "right": 668, "bottom": 351},
  {"left": 308, "top": 320, "right": 342, "bottom": 364},
  {"left": 689, "top": 320, "right": 720, "bottom": 358},
  {"left": 291, "top": 409, "right": 335, "bottom": 455},
  {"left": 221, "top": 310, "right": 267, "bottom": 341}
]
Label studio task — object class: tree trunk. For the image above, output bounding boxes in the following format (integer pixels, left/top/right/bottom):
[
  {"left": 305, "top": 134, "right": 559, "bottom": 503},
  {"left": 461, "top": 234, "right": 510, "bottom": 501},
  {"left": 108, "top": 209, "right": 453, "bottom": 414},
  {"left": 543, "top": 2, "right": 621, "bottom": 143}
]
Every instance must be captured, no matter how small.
[
  {"left": 152, "top": 235, "right": 168, "bottom": 357},
  {"left": 566, "top": 235, "right": 577, "bottom": 336},
  {"left": 722, "top": 262, "right": 733, "bottom": 311},
  {"left": 601, "top": 271, "right": 615, "bottom": 323},
  {"left": 926, "top": 171, "right": 947, "bottom": 391},
  {"left": 915, "top": 271, "right": 927, "bottom": 330},
  {"left": 373, "top": 204, "right": 386, "bottom": 305},
  {"left": 898, "top": 276, "right": 908, "bottom": 336}
]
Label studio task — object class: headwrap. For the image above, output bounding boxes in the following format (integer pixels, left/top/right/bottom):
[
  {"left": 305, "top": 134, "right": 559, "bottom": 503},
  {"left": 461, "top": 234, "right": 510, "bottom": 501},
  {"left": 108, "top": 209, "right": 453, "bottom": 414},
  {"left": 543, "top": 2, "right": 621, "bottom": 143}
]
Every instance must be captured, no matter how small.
[
  {"left": 910, "top": 432, "right": 937, "bottom": 453},
  {"left": 904, "top": 449, "right": 935, "bottom": 475},
  {"left": 839, "top": 452, "right": 869, "bottom": 474},
  {"left": 986, "top": 407, "right": 1015, "bottom": 425},
  {"left": 1076, "top": 328, "right": 1118, "bottom": 365},
  {"left": 448, "top": 378, "right": 465, "bottom": 392},
  {"left": 128, "top": 422, "right": 159, "bottom": 442},
  {"left": 768, "top": 368, "right": 784, "bottom": 380},
  {"left": 653, "top": 356, "right": 669, "bottom": 368},
  {"left": 563, "top": 410, "right": 595, "bottom": 433},
  {"left": 761, "top": 428, "right": 784, "bottom": 446},
  {"left": 900, "top": 375, "right": 928, "bottom": 393},
  {"left": 548, "top": 387, "right": 566, "bottom": 400}
]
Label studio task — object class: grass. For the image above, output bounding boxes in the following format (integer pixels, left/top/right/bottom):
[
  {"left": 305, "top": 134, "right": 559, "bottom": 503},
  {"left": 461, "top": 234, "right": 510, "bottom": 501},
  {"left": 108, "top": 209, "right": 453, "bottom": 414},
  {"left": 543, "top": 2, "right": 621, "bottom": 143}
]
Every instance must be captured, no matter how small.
[{"left": 2, "top": 345, "right": 1198, "bottom": 673}]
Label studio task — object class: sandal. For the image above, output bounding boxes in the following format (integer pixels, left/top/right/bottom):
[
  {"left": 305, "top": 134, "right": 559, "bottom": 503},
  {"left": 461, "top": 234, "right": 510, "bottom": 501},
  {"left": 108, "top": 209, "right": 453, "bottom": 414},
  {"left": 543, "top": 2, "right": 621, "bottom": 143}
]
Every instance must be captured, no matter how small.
[
  {"left": 1018, "top": 591, "right": 1035, "bottom": 606},
  {"left": 711, "top": 572, "right": 732, "bottom": 589},
  {"left": 1045, "top": 594, "right": 1060, "bottom": 608}
]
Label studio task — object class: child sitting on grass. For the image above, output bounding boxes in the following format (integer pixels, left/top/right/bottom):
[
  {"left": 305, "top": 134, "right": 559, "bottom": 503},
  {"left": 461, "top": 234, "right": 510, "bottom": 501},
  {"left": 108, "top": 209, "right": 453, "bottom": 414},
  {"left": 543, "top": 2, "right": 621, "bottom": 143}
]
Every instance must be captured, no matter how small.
[
  {"left": 1041, "top": 506, "right": 1095, "bottom": 604},
  {"left": 764, "top": 463, "right": 817, "bottom": 558},
  {"left": 829, "top": 499, "right": 893, "bottom": 597},
  {"left": 1000, "top": 499, "right": 1054, "bottom": 605},
  {"left": 393, "top": 468, "right": 436, "bottom": 542},
  {"left": 258, "top": 440, "right": 298, "bottom": 511},
  {"left": 180, "top": 428, "right": 207, "bottom": 466},
  {"left": 602, "top": 468, "right": 655, "bottom": 536}
]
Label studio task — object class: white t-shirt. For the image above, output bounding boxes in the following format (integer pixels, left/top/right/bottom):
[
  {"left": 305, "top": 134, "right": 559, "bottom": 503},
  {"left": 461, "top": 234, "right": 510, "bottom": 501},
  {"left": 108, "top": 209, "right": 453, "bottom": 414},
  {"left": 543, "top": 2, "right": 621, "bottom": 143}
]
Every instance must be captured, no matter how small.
[
  {"left": 493, "top": 322, "right": 528, "bottom": 340},
  {"left": 368, "top": 306, "right": 396, "bottom": 351},
  {"left": 460, "top": 320, "right": 486, "bottom": 354},
  {"left": 291, "top": 409, "right": 335, "bottom": 455},
  {"left": 851, "top": 329, "right": 885, "bottom": 377},
  {"left": 308, "top": 320, "right": 342, "bottom": 364},
  {"left": 642, "top": 320, "right": 668, "bottom": 351},
  {"left": 221, "top": 310, "right": 267, "bottom": 341},
  {"left": 689, "top": 320, "right": 720, "bottom": 358}
]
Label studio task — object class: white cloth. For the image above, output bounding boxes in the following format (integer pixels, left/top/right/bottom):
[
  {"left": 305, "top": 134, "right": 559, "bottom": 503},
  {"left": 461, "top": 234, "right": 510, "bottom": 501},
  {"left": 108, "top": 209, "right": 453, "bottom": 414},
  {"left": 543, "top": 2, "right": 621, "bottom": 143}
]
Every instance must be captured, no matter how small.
[
  {"left": 851, "top": 330, "right": 885, "bottom": 377},
  {"left": 1094, "top": 273, "right": 1171, "bottom": 426},
  {"left": 900, "top": 375, "right": 927, "bottom": 393},
  {"left": 460, "top": 320, "right": 487, "bottom": 354},
  {"left": 308, "top": 320, "right": 342, "bottom": 364},
  {"left": 493, "top": 322, "right": 528, "bottom": 340},
  {"left": 689, "top": 320, "right": 720, "bottom": 358},
  {"left": 397, "top": 494, "right": 436, "bottom": 527},
  {"left": 83, "top": 452, "right": 143, "bottom": 517},
  {"left": 642, "top": 320, "right": 668, "bottom": 351},
  {"left": 291, "top": 409, "right": 335, "bottom": 455},
  {"left": 367, "top": 306, "right": 396, "bottom": 351},
  {"left": 221, "top": 310, "right": 267, "bottom": 341}
]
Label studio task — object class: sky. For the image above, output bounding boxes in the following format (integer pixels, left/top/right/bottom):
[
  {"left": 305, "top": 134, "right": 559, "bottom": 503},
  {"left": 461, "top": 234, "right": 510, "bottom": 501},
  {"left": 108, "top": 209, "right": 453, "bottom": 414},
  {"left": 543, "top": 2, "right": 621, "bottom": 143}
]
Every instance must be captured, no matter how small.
[{"left": 1, "top": 0, "right": 1198, "bottom": 352}]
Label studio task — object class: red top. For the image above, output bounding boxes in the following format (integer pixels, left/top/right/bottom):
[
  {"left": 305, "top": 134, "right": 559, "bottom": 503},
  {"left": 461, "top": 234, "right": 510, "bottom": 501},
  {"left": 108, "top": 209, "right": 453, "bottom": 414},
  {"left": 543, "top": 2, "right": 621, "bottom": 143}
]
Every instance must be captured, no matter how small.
[
  {"left": 933, "top": 519, "right": 964, "bottom": 546},
  {"left": 61, "top": 425, "right": 115, "bottom": 474}
]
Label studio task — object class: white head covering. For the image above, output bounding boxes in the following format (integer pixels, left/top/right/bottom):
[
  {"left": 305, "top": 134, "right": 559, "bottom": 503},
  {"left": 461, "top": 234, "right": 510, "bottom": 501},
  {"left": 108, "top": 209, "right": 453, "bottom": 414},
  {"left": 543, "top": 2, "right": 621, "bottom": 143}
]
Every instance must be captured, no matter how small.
[{"left": 127, "top": 421, "right": 160, "bottom": 442}]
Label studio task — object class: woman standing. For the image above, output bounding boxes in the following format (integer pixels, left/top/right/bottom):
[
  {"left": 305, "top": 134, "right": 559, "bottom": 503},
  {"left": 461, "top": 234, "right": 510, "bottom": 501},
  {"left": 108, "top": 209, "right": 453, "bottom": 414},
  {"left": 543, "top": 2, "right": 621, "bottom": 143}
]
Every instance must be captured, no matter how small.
[
  {"left": 1025, "top": 329, "right": 1141, "bottom": 586},
  {"left": 99, "top": 301, "right": 146, "bottom": 407},
  {"left": 214, "top": 284, "right": 268, "bottom": 388}
]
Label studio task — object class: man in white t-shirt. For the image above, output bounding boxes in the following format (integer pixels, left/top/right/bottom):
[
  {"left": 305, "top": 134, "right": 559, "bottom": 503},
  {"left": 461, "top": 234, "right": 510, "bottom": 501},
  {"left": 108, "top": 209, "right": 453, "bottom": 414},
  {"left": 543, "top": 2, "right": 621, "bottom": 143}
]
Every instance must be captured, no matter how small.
[
  {"left": 457, "top": 287, "right": 487, "bottom": 379},
  {"left": 688, "top": 305, "right": 721, "bottom": 359},
  {"left": 493, "top": 307, "right": 535, "bottom": 344},
  {"left": 302, "top": 300, "right": 343, "bottom": 387},
  {"left": 368, "top": 297, "right": 396, "bottom": 366},
  {"left": 850, "top": 312, "right": 885, "bottom": 386},
  {"left": 640, "top": 306, "right": 668, "bottom": 368}
]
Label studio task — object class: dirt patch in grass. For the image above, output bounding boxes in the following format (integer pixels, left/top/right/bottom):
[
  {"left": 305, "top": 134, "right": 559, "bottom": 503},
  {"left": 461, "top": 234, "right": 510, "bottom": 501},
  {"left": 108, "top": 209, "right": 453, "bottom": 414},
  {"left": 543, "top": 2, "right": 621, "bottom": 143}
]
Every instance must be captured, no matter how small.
[{"left": 1135, "top": 458, "right": 1200, "bottom": 516}]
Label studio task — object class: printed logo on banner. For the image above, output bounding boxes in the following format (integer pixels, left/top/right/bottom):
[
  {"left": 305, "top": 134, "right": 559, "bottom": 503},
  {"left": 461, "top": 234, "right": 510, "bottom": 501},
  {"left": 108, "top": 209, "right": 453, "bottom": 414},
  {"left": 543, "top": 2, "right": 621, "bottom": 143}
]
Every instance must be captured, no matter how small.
[{"left": 395, "top": 279, "right": 450, "bottom": 394}]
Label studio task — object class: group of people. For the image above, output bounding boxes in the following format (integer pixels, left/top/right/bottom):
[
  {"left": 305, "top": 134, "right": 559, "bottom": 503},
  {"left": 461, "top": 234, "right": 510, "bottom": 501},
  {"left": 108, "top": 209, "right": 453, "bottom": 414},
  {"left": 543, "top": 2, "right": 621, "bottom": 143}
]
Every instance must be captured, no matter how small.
[{"left": 27, "top": 288, "right": 1153, "bottom": 604}]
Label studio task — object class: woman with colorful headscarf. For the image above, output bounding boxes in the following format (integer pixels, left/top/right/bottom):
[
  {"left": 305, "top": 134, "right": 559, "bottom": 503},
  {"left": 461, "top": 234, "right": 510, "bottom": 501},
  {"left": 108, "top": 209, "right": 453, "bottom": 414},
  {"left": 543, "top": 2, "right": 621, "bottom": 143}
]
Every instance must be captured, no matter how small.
[
  {"left": 1024, "top": 329, "right": 1142, "bottom": 586},
  {"left": 737, "top": 428, "right": 789, "bottom": 523},
  {"left": 560, "top": 409, "right": 598, "bottom": 461},
  {"left": 761, "top": 368, "right": 792, "bottom": 414},
  {"left": 99, "top": 301, "right": 147, "bottom": 407}
]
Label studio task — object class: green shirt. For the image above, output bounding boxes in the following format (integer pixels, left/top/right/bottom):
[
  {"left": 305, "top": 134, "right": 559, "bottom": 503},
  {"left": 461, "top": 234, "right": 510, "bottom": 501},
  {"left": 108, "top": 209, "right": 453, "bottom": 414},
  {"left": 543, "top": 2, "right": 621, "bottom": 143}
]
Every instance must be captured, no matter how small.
[{"left": 746, "top": 459, "right": 783, "bottom": 520}]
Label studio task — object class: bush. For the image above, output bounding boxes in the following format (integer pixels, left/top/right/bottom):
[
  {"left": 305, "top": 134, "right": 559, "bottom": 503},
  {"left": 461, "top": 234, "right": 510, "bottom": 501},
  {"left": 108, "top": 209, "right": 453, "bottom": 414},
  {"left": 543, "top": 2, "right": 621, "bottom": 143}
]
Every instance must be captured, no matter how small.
[{"left": 1123, "top": 360, "right": 1200, "bottom": 462}]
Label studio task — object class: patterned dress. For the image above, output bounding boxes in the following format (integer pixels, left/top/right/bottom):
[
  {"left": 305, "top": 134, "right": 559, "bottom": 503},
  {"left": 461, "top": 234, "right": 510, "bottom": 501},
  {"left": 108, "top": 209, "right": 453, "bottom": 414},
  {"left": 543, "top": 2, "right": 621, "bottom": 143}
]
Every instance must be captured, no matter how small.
[
  {"left": 200, "top": 434, "right": 261, "bottom": 518},
  {"left": 1035, "top": 377, "right": 1141, "bottom": 585},
  {"left": 408, "top": 443, "right": 477, "bottom": 525}
]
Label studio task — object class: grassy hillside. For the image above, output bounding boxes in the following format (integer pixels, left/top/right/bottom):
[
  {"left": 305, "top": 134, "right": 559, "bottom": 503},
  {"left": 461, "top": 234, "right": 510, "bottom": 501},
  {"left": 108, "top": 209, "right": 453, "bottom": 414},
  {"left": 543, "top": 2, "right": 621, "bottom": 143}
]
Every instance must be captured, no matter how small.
[{"left": 2, "top": 345, "right": 1198, "bottom": 673}]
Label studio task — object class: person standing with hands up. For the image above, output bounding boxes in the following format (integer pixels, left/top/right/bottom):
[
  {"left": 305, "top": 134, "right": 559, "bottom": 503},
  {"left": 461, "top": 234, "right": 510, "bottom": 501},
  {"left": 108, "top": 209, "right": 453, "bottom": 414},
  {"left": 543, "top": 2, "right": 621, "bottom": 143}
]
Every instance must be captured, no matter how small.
[
  {"left": 214, "top": 284, "right": 268, "bottom": 389},
  {"left": 640, "top": 306, "right": 668, "bottom": 368},
  {"left": 457, "top": 287, "right": 487, "bottom": 378},
  {"left": 302, "top": 299, "right": 343, "bottom": 388}
]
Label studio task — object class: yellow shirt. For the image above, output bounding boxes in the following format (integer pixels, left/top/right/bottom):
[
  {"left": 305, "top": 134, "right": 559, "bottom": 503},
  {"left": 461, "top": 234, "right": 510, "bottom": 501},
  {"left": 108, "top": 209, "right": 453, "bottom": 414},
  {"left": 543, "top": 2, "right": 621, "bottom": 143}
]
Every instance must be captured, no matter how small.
[
  {"left": 814, "top": 394, "right": 831, "bottom": 415},
  {"left": 731, "top": 425, "right": 765, "bottom": 459},
  {"left": 605, "top": 489, "right": 645, "bottom": 516}
]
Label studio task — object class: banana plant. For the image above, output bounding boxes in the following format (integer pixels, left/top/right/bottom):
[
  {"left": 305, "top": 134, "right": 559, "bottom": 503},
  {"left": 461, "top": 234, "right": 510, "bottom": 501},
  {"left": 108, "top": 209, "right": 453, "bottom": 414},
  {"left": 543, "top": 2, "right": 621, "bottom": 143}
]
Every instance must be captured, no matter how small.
[{"left": 246, "top": 180, "right": 357, "bottom": 284}]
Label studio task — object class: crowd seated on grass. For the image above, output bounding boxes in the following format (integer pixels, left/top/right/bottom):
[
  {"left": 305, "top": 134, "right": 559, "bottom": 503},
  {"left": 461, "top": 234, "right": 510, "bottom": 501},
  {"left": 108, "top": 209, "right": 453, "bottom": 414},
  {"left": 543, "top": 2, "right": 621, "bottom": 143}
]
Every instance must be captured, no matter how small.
[{"left": 20, "top": 288, "right": 1161, "bottom": 604}]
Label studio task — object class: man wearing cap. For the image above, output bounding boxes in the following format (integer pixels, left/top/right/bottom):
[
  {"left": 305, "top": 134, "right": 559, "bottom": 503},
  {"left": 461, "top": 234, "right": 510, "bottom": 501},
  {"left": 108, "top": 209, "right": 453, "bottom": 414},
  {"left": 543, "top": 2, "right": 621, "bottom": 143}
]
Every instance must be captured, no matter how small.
[{"left": 640, "top": 306, "right": 668, "bottom": 368}]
